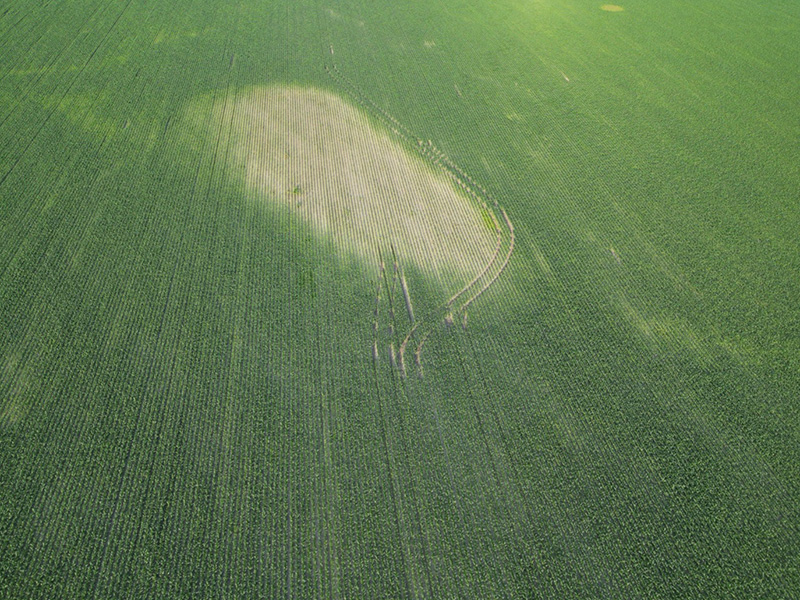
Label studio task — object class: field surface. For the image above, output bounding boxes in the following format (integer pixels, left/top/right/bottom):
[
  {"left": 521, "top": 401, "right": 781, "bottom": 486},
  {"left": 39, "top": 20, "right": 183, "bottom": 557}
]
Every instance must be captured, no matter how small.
[{"left": 1, "top": 1, "right": 799, "bottom": 598}]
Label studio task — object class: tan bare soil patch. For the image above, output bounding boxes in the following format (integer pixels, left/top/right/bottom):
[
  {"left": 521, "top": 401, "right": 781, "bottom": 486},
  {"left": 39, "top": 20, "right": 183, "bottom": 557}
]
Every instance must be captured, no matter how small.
[
  {"left": 192, "top": 85, "right": 495, "bottom": 291},
  {"left": 601, "top": 4, "right": 624, "bottom": 11}
]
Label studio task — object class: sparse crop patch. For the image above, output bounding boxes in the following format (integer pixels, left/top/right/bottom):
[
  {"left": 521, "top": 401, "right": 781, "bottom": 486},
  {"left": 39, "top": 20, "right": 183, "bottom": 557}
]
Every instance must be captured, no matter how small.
[
  {"left": 188, "top": 84, "right": 496, "bottom": 292},
  {"left": 187, "top": 80, "right": 517, "bottom": 373}
]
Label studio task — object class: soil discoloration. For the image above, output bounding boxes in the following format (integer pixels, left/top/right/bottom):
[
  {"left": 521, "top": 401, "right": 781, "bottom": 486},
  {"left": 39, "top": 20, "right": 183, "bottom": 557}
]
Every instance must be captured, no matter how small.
[{"left": 193, "top": 85, "right": 495, "bottom": 291}]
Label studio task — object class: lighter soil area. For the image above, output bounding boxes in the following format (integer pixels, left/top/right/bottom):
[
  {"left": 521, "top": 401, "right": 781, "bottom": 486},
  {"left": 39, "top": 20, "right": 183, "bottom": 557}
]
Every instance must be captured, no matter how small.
[{"left": 201, "top": 85, "right": 496, "bottom": 289}]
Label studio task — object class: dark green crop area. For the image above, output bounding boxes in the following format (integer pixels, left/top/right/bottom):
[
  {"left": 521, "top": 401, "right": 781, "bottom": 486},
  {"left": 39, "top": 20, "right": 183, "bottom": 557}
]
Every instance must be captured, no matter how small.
[{"left": 1, "top": 1, "right": 799, "bottom": 598}]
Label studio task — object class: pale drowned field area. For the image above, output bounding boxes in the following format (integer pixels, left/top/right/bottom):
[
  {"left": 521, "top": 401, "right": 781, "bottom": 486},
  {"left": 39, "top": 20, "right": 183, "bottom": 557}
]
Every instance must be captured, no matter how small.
[
  {"left": 191, "top": 84, "right": 498, "bottom": 288},
  {"left": 1, "top": 1, "right": 799, "bottom": 598}
]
